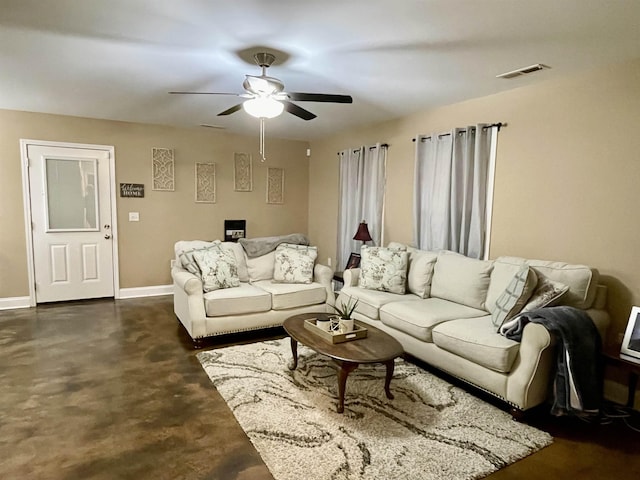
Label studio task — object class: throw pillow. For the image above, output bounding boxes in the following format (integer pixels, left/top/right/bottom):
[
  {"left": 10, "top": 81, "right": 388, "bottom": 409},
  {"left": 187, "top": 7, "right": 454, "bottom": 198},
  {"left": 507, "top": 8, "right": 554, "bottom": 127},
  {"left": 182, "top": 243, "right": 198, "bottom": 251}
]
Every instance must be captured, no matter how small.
[
  {"left": 520, "top": 274, "right": 570, "bottom": 313},
  {"left": 491, "top": 265, "right": 538, "bottom": 330},
  {"left": 406, "top": 249, "right": 438, "bottom": 299},
  {"left": 358, "top": 246, "right": 409, "bottom": 294},
  {"left": 273, "top": 243, "right": 318, "bottom": 284},
  {"left": 178, "top": 246, "right": 214, "bottom": 279},
  {"left": 219, "top": 241, "right": 250, "bottom": 282},
  {"left": 192, "top": 246, "right": 240, "bottom": 292}
]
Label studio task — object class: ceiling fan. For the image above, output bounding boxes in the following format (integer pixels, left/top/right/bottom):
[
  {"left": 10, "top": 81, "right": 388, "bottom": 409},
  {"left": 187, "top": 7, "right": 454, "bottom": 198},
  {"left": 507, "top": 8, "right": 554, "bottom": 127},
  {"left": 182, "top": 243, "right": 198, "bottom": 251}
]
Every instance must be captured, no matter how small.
[{"left": 169, "top": 52, "right": 353, "bottom": 121}]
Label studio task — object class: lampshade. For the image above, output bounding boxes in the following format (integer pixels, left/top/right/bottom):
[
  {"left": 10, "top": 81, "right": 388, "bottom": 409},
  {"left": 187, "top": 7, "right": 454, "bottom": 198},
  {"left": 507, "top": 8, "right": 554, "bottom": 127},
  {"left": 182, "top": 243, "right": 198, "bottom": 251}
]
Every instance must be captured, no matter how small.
[
  {"left": 242, "top": 97, "right": 284, "bottom": 119},
  {"left": 353, "top": 221, "right": 372, "bottom": 242}
]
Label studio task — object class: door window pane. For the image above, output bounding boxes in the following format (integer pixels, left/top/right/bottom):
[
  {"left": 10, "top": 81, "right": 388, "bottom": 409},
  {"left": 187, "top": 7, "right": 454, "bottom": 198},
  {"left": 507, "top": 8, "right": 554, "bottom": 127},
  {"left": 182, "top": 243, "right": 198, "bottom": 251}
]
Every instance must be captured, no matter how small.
[{"left": 45, "top": 157, "right": 99, "bottom": 231}]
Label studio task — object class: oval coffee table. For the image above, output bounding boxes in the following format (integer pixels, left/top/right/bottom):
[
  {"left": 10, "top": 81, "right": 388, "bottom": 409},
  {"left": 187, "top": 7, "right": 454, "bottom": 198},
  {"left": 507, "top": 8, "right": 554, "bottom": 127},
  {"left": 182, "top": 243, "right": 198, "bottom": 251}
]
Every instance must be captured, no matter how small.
[{"left": 283, "top": 312, "right": 404, "bottom": 413}]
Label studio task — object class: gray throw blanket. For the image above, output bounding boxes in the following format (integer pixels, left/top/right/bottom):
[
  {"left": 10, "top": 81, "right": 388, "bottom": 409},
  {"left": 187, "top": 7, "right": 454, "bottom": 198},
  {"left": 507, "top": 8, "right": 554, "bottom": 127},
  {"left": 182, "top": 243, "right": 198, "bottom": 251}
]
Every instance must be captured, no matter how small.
[
  {"left": 238, "top": 233, "right": 309, "bottom": 258},
  {"left": 500, "top": 306, "right": 602, "bottom": 417}
]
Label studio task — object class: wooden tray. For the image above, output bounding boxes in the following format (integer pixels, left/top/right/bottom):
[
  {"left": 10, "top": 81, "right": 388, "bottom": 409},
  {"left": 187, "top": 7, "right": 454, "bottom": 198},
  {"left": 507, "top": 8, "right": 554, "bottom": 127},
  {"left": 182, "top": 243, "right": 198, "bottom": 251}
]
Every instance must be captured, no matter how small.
[{"left": 304, "top": 318, "right": 368, "bottom": 344}]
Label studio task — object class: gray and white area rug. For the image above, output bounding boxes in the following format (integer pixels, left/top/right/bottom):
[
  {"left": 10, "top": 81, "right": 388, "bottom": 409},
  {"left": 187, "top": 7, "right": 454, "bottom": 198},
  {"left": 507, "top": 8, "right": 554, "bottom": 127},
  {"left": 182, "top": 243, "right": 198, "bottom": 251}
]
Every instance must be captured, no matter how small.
[{"left": 197, "top": 339, "right": 552, "bottom": 480}]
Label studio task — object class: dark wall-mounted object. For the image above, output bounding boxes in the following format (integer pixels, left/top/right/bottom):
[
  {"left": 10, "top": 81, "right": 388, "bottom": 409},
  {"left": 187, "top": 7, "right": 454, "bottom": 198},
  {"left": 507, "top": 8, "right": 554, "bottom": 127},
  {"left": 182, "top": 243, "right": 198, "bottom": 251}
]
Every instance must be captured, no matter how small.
[{"left": 224, "top": 219, "right": 246, "bottom": 242}]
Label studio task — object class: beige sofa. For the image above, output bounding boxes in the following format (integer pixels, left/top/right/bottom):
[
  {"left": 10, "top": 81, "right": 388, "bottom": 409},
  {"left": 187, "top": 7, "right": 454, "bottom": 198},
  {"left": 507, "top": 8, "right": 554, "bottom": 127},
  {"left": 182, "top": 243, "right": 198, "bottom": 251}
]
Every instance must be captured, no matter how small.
[
  {"left": 172, "top": 240, "right": 334, "bottom": 345},
  {"left": 336, "top": 243, "right": 610, "bottom": 414}
]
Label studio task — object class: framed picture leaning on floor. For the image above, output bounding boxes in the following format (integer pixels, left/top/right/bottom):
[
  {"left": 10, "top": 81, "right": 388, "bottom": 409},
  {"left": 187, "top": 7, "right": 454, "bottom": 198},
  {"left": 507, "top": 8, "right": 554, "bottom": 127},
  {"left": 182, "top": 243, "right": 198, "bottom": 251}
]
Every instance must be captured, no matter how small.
[{"left": 621, "top": 306, "right": 640, "bottom": 364}]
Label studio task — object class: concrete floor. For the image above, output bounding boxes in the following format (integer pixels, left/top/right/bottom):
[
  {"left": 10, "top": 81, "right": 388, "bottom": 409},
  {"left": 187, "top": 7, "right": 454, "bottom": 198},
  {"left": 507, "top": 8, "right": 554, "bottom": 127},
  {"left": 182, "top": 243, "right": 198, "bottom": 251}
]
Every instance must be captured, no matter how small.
[{"left": 0, "top": 296, "right": 638, "bottom": 479}]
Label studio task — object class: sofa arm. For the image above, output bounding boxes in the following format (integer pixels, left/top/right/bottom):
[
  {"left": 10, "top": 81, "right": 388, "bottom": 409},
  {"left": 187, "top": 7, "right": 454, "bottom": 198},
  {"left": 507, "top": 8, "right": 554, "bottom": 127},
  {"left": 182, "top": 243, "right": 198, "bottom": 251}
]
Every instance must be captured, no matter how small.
[
  {"left": 172, "top": 266, "right": 207, "bottom": 339},
  {"left": 506, "top": 322, "right": 555, "bottom": 409},
  {"left": 314, "top": 263, "right": 335, "bottom": 307},
  {"left": 343, "top": 268, "right": 360, "bottom": 286},
  {"left": 172, "top": 267, "right": 203, "bottom": 295}
]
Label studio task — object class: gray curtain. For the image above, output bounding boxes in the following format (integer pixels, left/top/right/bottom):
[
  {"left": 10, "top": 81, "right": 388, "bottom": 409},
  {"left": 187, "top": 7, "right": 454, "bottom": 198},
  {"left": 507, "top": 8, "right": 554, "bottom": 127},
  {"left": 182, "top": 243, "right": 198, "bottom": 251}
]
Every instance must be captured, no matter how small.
[
  {"left": 337, "top": 144, "right": 387, "bottom": 269},
  {"left": 413, "top": 124, "right": 495, "bottom": 258}
]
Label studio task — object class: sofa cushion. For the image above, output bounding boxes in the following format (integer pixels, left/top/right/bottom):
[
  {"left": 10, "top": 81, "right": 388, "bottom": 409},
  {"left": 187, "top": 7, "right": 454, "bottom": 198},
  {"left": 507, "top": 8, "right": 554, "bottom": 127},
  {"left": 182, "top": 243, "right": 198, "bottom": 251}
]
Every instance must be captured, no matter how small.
[
  {"left": 406, "top": 249, "right": 438, "bottom": 298},
  {"left": 273, "top": 243, "right": 317, "bottom": 284},
  {"left": 193, "top": 247, "right": 240, "bottom": 292},
  {"left": 380, "top": 298, "right": 487, "bottom": 342},
  {"left": 491, "top": 265, "right": 538, "bottom": 330},
  {"left": 203, "top": 283, "right": 271, "bottom": 317},
  {"left": 432, "top": 316, "right": 521, "bottom": 373},
  {"left": 359, "top": 245, "right": 409, "bottom": 294},
  {"left": 246, "top": 251, "right": 275, "bottom": 282},
  {"left": 520, "top": 275, "right": 569, "bottom": 313},
  {"left": 253, "top": 280, "right": 326, "bottom": 310},
  {"left": 527, "top": 258, "right": 597, "bottom": 309},
  {"left": 430, "top": 251, "right": 493, "bottom": 311},
  {"left": 339, "top": 286, "right": 417, "bottom": 321},
  {"left": 487, "top": 256, "right": 598, "bottom": 311}
]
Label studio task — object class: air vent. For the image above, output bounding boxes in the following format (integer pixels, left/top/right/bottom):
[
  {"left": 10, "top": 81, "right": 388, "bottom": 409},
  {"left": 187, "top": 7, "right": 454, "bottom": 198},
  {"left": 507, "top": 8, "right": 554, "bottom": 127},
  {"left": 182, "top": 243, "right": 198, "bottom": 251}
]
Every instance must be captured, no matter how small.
[{"left": 496, "top": 64, "right": 550, "bottom": 79}]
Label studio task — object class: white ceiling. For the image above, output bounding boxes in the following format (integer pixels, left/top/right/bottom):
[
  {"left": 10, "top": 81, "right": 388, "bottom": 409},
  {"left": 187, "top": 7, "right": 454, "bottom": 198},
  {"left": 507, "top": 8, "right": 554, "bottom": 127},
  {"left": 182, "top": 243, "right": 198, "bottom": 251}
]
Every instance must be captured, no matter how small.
[{"left": 1, "top": 0, "right": 639, "bottom": 140}]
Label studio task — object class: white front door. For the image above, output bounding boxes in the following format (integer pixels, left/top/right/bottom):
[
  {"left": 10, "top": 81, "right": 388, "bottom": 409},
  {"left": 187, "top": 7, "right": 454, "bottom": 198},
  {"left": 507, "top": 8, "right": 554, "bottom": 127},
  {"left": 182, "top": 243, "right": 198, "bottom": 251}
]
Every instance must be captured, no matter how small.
[{"left": 27, "top": 144, "right": 115, "bottom": 303}]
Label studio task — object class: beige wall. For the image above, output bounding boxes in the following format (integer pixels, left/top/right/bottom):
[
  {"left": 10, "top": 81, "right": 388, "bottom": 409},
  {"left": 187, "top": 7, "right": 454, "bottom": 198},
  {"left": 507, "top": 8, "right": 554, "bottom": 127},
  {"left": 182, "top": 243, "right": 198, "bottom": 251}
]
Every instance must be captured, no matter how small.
[
  {"left": 309, "top": 58, "right": 640, "bottom": 342},
  {"left": 0, "top": 110, "right": 309, "bottom": 296}
]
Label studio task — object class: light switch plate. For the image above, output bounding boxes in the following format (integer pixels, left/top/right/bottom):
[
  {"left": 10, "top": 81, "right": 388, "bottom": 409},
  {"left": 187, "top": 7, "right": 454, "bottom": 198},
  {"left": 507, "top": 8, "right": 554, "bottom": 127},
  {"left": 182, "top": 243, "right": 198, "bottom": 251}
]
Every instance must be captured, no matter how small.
[{"left": 129, "top": 212, "right": 139, "bottom": 222}]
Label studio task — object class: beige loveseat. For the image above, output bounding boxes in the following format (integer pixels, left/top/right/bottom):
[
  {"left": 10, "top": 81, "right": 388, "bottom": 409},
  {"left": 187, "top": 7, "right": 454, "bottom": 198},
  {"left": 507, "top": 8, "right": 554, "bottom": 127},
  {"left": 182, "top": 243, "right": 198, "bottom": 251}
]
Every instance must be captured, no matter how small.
[
  {"left": 172, "top": 240, "right": 334, "bottom": 345},
  {"left": 336, "top": 243, "right": 610, "bottom": 414}
]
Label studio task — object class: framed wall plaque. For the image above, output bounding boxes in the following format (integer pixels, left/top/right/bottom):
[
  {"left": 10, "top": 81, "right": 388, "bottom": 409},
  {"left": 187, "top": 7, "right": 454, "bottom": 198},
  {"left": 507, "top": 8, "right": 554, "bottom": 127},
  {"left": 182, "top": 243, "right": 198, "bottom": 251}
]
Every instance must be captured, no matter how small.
[
  {"left": 266, "top": 167, "right": 284, "bottom": 204},
  {"left": 195, "top": 163, "right": 216, "bottom": 203},
  {"left": 152, "top": 147, "right": 175, "bottom": 191},
  {"left": 234, "top": 153, "right": 253, "bottom": 192}
]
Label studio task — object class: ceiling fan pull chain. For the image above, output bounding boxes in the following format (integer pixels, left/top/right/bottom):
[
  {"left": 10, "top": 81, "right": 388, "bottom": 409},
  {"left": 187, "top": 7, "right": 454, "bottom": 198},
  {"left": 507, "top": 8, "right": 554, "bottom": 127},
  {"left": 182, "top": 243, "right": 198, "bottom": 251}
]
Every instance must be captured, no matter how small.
[{"left": 259, "top": 117, "right": 266, "bottom": 162}]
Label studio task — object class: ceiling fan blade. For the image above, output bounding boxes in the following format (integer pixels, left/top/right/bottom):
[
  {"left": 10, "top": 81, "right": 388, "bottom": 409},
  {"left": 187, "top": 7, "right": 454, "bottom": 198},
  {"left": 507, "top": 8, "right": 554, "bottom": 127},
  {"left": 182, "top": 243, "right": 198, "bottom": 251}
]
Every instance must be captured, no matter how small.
[
  {"left": 217, "top": 104, "right": 244, "bottom": 116},
  {"left": 169, "top": 91, "right": 240, "bottom": 96},
  {"left": 282, "top": 101, "right": 316, "bottom": 121},
  {"left": 287, "top": 92, "right": 353, "bottom": 103}
]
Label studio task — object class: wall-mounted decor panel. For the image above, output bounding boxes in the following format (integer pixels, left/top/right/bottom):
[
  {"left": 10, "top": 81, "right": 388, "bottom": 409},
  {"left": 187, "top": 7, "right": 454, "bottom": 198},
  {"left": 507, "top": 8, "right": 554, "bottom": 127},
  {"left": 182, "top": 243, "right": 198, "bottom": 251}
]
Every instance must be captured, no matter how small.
[
  {"left": 195, "top": 162, "right": 216, "bottom": 203},
  {"left": 267, "top": 167, "right": 284, "bottom": 204},
  {"left": 234, "top": 153, "right": 253, "bottom": 192},
  {"left": 152, "top": 147, "right": 174, "bottom": 191}
]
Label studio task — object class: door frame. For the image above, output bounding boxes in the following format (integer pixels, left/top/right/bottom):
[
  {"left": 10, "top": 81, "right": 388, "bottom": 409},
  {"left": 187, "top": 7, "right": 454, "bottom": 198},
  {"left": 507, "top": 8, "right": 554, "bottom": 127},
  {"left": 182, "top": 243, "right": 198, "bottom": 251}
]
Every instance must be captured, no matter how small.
[{"left": 20, "top": 139, "right": 120, "bottom": 306}]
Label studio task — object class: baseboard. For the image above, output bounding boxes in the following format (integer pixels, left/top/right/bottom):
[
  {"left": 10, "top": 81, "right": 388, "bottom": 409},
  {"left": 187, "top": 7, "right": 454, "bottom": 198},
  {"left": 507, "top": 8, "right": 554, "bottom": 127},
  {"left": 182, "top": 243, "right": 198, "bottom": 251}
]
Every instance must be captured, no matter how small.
[
  {"left": 118, "top": 285, "right": 173, "bottom": 299},
  {"left": 0, "top": 296, "right": 31, "bottom": 310}
]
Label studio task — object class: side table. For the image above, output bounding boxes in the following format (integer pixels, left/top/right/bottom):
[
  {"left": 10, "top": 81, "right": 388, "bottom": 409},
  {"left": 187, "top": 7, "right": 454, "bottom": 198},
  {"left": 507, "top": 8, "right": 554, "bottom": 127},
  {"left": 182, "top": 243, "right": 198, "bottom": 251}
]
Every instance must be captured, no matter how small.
[
  {"left": 603, "top": 346, "right": 640, "bottom": 408},
  {"left": 332, "top": 270, "right": 344, "bottom": 294}
]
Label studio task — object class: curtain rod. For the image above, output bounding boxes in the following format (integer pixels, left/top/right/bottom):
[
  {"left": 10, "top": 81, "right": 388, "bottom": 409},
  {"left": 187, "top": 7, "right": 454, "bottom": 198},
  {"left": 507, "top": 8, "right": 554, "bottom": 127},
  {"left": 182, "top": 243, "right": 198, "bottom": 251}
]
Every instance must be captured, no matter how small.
[
  {"left": 412, "top": 122, "right": 505, "bottom": 142},
  {"left": 337, "top": 143, "right": 389, "bottom": 155}
]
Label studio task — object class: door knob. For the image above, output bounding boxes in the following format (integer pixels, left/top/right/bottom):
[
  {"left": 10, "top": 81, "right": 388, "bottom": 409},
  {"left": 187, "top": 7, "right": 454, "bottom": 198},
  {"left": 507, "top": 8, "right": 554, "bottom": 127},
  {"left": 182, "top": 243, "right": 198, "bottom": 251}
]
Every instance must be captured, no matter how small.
[{"left": 105, "top": 234, "right": 111, "bottom": 239}]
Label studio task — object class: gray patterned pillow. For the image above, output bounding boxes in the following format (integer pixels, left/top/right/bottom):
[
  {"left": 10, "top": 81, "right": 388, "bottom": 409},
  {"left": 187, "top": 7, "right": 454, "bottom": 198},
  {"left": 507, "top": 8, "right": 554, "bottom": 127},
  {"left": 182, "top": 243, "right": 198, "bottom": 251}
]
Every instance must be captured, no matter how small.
[
  {"left": 359, "top": 246, "right": 409, "bottom": 294},
  {"left": 273, "top": 243, "right": 318, "bottom": 284},
  {"left": 492, "top": 265, "right": 538, "bottom": 330},
  {"left": 520, "top": 274, "right": 569, "bottom": 313},
  {"left": 178, "top": 246, "right": 210, "bottom": 279},
  {"left": 193, "top": 246, "right": 240, "bottom": 292}
]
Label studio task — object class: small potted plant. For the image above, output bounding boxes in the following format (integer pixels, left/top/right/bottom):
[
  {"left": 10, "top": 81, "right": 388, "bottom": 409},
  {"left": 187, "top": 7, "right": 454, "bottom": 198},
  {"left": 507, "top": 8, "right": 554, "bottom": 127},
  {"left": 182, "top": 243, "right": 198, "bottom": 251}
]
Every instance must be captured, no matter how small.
[{"left": 329, "top": 295, "right": 359, "bottom": 333}]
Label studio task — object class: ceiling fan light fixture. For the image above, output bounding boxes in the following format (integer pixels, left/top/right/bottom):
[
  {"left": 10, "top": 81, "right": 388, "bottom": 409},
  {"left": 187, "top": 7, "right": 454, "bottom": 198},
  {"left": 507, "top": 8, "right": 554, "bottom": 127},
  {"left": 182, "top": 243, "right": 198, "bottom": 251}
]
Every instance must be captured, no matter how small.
[{"left": 242, "top": 97, "right": 284, "bottom": 119}]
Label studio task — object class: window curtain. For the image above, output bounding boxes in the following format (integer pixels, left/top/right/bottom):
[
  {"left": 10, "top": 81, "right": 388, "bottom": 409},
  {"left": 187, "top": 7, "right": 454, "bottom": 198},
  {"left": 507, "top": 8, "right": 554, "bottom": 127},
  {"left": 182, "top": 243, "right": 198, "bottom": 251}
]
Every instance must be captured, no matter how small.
[
  {"left": 413, "top": 124, "right": 496, "bottom": 259},
  {"left": 337, "top": 143, "right": 387, "bottom": 269}
]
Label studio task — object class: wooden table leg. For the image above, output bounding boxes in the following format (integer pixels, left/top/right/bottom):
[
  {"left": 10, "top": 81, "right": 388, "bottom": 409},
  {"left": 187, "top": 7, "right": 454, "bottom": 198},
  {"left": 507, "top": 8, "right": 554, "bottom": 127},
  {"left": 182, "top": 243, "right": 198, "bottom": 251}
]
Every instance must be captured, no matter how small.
[
  {"left": 384, "top": 359, "right": 395, "bottom": 400},
  {"left": 336, "top": 361, "right": 358, "bottom": 413},
  {"left": 627, "top": 372, "right": 638, "bottom": 408},
  {"left": 288, "top": 337, "right": 298, "bottom": 371}
]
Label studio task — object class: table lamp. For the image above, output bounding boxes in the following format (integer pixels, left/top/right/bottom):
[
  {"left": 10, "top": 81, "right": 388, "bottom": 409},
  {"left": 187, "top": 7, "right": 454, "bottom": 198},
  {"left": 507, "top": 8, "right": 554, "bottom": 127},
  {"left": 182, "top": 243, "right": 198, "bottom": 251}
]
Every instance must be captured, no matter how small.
[{"left": 353, "top": 220, "right": 372, "bottom": 247}]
